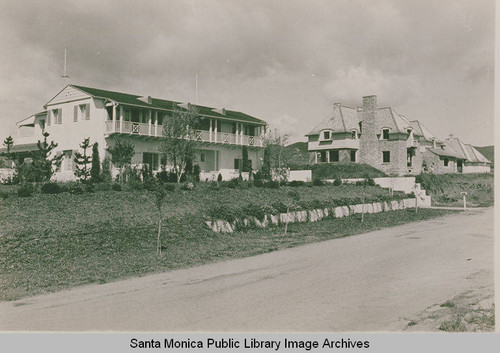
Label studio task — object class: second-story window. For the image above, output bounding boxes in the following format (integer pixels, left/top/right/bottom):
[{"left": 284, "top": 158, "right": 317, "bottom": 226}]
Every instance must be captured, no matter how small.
[
  {"left": 74, "top": 104, "right": 90, "bottom": 121},
  {"left": 323, "top": 131, "right": 331, "bottom": 140},
  {"left": 382, "top": 129, "right": 389, "bottom": 140},
  {"left": 52, "top": 108, "right": 62, "bottom": 125}
]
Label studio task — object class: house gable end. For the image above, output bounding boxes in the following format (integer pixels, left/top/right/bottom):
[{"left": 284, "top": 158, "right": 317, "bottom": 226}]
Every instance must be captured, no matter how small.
[{"left": 45, "top": 85, "right": 93, "bottom": 108}]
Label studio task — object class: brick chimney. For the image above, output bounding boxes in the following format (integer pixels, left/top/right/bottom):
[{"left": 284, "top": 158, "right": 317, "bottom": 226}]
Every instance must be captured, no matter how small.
[{"left": 362, "top": 95, "right": 377, "bottom": 111}]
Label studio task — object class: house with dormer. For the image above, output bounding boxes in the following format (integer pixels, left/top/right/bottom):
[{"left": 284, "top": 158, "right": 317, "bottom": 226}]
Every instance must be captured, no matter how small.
[
  {"left": 307, "top": 95, "right": 491, "bottom": 175},
  {"left": 5, "top": 84, "right": 268, "bottom": 181}
]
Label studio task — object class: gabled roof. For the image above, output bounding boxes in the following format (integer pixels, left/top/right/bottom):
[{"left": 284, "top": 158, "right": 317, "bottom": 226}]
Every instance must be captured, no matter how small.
[
  {"left": 409, "top": 120, "right": 435, "bottom": 141},
  {"left": 306, "top": 104, "right": 359, "bottom": 136},
  {"left": 446, "top": 137, "right": 491, "bottom": 163},
  {"left": 51, "top": 84, "right": 266, "bottom": 125}
]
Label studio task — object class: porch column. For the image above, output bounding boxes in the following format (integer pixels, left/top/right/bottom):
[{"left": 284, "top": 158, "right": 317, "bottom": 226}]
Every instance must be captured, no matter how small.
[
  {"left": 315, "top": 152, "right": 318, "bottom": 164},
  {"left": 154, "top": 111, "right": 158, "bottom": 136},
  {"left": 148, "top": 110, "right": 152, "bottom": 136},
  {"left": 326, "top": 150, "right": 330, "bottom": 163},
  {"left": 236, "top": 122, "right": 239, "bottom": 144},
  {"left": 112, "top": 104, "right": 116, "bottom": 131},
  {"left": 214, "top": 120, "right": 218, "bottom": 142},
  {"left": 209, "top": 118, "right": 213, "bottom": 142},
  {"left": 240, "top": 124, "right": 244, "bottom": 145},
  {"left": 119, "top": 106, "right": 123, "bottom": 133},
  {"left": 260, "top": 126, "right": 265, "bottom": 147}
]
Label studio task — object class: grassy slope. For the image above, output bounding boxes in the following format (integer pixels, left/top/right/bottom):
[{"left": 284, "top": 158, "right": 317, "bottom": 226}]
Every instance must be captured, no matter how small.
[
  {"left": 1, "top": 183, "right": 451, "bottom": 301},
  {"left": 474, "top": 145, "right": 494, "bottom": 165},
  {"left": 0, "top": 200, "right": 455, "bottom": 301},
  {"left": 417, "top": 173, "right": 494, "bottom": 207}
]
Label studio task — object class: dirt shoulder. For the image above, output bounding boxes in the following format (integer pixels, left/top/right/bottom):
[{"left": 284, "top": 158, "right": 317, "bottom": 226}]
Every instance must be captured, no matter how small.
[{"left": 403, "top": 284, "right": 494, "bottom": 332}]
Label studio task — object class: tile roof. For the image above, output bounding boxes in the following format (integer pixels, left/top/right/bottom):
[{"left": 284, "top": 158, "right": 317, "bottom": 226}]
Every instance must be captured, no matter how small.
[{"left": 70, "top": 84, "right": 266, "bottom": 124}]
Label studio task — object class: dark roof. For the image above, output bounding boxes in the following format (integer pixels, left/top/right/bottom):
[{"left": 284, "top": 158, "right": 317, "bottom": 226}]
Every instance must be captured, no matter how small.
[
  {"left": 70, "top": 84, "right": 266, "bottom": 125},
  {"left": 0, "top": 143, "right": 39, "bottom": 154}
]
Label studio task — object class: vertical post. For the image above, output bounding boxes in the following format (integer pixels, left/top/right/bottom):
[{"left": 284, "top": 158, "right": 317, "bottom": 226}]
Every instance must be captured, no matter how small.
[
  {"left": 112, "top": 104, "right": 116, "bottom": 132},
  {"left": 148, "top": 110, "right": 152, "bottom": 136},
  {"left": 209, "top": 118, "right": 213, "bottom": 142},
  {"left": 215, "top": 120, "right": 218, "bottom": 142},
  {"left": 154, "top": 111, "right": 158, "bottom": 136},
  {"left": 119, "top": 106, "right": 123, "bottom": 133},
  {"left": 461, "top": 192, "right": 467, "bottom": 211}
]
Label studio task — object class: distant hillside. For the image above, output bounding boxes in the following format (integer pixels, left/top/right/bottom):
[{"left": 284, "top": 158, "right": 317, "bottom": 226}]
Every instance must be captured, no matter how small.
[
  {"left": 285, "top": 142, "right": 310, "bottom": 166},
  {"left": 474, "top": 145, "right": 494, "bottom": 164}
]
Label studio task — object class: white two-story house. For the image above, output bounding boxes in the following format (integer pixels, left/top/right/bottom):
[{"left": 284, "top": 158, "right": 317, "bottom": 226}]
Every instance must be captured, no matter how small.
[{"left": 7, "top": 84, "right": 268, "bottom": 181}]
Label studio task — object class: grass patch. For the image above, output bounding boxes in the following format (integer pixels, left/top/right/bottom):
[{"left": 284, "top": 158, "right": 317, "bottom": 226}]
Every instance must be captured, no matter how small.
[
  {"left": 439, "top": 316, "right": 467, "bottom": 332},
  {"left": 440, "top": 300, "right": 456, "bottom": 308},
  {"left": 416, "top": 173, "right": 494, "bottom": 207},
  {"left": 0, "top": 201, "right": 457, "bottom": 301}
]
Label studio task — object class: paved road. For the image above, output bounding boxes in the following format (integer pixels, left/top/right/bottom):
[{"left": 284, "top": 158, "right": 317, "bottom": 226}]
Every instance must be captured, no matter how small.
[{"left": 0, "top": 208, "right": 493, "bottom": 331}]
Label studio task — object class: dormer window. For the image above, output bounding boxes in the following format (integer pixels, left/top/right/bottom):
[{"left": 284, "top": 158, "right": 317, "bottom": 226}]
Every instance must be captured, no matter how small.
[
  {"left": 382, "top": 128, "right": 389, "bottom": 140},
  {"left": 323, "top": 131, "right": 332, "bottom": 140}
]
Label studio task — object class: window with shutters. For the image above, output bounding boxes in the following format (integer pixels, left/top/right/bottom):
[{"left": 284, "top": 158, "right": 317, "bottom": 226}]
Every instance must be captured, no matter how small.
[{"left": 52, "top": 108, "right": 62, "bottom": 124}]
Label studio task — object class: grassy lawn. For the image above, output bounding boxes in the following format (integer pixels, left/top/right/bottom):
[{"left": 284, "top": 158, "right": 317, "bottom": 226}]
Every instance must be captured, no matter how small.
[
  {"left": 416, "top": 173, "right": 494, "bottom": 207},
  {"left": 0, "top": 181, "right": 457, "bottom": 301}
]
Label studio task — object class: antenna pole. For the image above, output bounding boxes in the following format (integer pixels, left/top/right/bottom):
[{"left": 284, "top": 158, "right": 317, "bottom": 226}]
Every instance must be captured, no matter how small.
[{"left": 61, "top": 48, "right": 70, "bottom": 79}]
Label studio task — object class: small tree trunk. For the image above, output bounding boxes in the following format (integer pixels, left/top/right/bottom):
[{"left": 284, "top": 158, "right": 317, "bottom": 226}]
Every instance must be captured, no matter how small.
[
  {"left": 361, "top": 187, "right": 365, "bottom": 222},
  {"left": 284, "top": 206, "right": 289, "bottom": 235},
  {"left": 157, "top": 218, "right": 162, "bottom": 256}
]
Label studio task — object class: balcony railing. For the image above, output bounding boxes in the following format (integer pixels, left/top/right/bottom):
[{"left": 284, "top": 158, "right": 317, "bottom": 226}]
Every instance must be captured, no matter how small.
[{"left": 105, "top": 121, "right": 262, "bottom": 147}]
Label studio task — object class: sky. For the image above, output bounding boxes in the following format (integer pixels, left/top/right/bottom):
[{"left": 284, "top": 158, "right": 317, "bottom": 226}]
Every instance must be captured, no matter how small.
[{"left": 0, "top": 0, "right": 495, "bottom": 146}]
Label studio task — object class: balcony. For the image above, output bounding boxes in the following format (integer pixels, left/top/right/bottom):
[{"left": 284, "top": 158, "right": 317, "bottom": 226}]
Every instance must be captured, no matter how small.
[{"left": 105, "top": 121, "right": 263, "bottom": 147}]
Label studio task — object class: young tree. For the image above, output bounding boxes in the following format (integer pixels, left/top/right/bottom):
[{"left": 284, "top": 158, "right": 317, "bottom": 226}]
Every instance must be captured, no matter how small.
[
  {"left": 2, "top": 135, "right": 15, "bottom": 167},
  {"left": 264, "top": 129, "right": 293, "bottom": 184},
  {"left": 29, "top": 132, "right": 62, "bottom": 182},
  {"left": 90, "top": 142, "right": 101, "bottom": 182},
  {"left": 160, "top": 106, "right": 200, "bottom": 183},
  {"left": 100, "top": 156, "right": 112, "bottom": 183},
  {"left": 74, "top": 137, "right": 92, "bottom": 182},
  {"left": 107, "top": 138, "right": 135, "bottom": 183}
]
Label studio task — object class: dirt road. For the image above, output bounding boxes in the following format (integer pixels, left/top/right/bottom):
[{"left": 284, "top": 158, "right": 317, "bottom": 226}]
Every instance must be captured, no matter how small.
[{"left": 0, "top": 208, "right": 493, "bottom": 331}]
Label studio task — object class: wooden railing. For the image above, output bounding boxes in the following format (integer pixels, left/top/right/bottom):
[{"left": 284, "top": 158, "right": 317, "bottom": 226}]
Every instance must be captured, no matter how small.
[{"left": 105, "top": 121, "right": 262, "bottom": 147}]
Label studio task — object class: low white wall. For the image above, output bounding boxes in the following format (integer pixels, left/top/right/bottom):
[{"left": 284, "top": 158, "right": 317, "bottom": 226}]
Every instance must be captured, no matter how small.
[
  {"left": 200, "top": 169, "right": 249, "bottom": 182},
  {"left": 462, "top": 165, "right": 491, "bottom": 174},
  {"left": 207, "top": 198, "right": 418, "bottom": 233},
  {"left": 288, "top": 170, "right": 312, "bottom": 182},
  {"left": 373, "top": 177, "right": 416, "bottom": 194}
]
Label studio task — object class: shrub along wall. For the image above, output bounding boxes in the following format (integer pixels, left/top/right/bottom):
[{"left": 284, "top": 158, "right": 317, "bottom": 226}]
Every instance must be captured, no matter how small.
[{"left": 206, "top": 198, "right": 417, "bottom": 233}]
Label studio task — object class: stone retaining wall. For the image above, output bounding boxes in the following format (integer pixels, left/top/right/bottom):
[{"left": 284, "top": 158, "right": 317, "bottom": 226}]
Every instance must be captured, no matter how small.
[{"left": 206, "top": 198, "right": 417, "bottom": 233}]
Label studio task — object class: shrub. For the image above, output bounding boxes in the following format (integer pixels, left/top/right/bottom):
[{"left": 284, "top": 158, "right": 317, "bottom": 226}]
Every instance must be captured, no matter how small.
[
  {"left": 217, "top": 173, "right": 223, "bottom": 183},
  {"left": 241, "top": 203, "right": 276, "bottom": 220},
  {"left": 181, "top": 182, "right": 195, "bottom": 191},
  {"left": 312, "top": 178, "right": 323, "bottom": 186},
  {"left": 68, "top": 184, "right": 84, "bottom": 195},
  {"left": 367, "top": 178, "right": 376, "bottom": 186},
  {"left": 164, "top": 183, "right": 176, "bottom": 192},
  {"left": 112, "top": 183, "right": 122, "bottom": 191},
  {"left": 253, "top": 179, "right": 264, "bottom": 187},
  {"left": 0, "top": 190, "right": 9, "bottom": 199},
  {"left": 333, "top": 178, "right": 342, "bottom": 186},
  {"left": 208, "top": 204, "right": 244, "bottom": 223},
  {"left": 84, "top": 183, "right": 95, "bottom": 193},
  {"left": 288, "top": 180, "right": 305, "bottom": 187},
  {"left": 226, "top": 178, "right": 239, "bottom": 189},
  {"left": 17, "top": 184, "right": 34, "bottom": 197},
  {"left": 264, "top": 180, "right": 280, "bottom": 189},
  {"left": 41, "top": 182, "right": 62, "bottom": 194},
  {"left": 288, "top": 190, "right": 300, "bottom": 201},
  {"left": 271, "top": 201, "right": 289, "bottom": 213}
]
